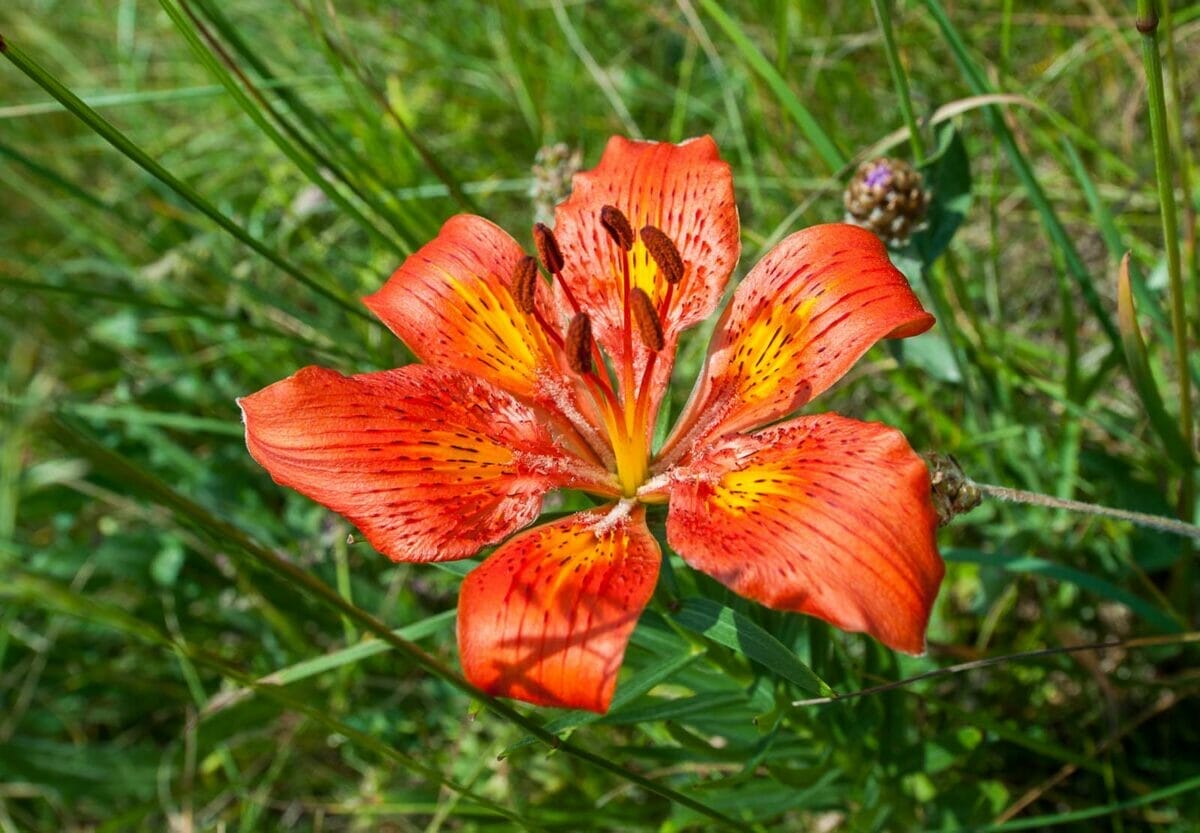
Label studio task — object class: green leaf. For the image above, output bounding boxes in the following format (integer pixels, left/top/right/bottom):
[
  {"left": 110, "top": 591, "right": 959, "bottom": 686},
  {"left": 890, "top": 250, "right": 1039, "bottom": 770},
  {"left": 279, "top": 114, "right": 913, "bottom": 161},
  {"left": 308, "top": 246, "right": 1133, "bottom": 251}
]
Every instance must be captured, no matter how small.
[
  {"left": 913, "top": 124, "right": 972, "bottom": 266},
  {"left": 670, "top": 598, "right": 834, "bottom": 697}
]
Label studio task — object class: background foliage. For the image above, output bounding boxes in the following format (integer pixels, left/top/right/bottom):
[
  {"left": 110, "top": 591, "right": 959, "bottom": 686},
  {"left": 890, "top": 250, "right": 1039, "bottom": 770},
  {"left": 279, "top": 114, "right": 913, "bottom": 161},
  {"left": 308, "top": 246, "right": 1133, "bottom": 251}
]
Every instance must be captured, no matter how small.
[{"left": 1, "top": 1, "right": 1198, "bottom": 830}]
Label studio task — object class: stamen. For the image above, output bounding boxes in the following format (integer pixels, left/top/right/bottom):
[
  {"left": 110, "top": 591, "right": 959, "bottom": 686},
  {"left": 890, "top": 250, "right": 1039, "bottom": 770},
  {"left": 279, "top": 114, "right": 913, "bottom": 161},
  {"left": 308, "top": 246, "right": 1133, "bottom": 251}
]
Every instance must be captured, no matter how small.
[
  {"left": 600, "top": 205, "right": 634, "bottom": 250},
  {"left": 639, "top": 225, "right": 684, "bottom": 285},
  {"left": 510, "top": 255, "right": 539, "bottom": 314},
  {"left": 533, "top": 222, "right": 565, "bottom": 274},
  {"left": 565, "top": 314, "right": 594, "bottom": 375},
  {"left": 629, "top": 287, "right": 664, "bottom": 351}
]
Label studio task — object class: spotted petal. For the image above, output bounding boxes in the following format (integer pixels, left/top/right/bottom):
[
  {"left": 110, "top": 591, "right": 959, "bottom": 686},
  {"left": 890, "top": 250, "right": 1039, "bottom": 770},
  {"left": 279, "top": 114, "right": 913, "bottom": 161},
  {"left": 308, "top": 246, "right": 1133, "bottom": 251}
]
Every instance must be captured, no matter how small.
[
  {"left": 457, "top": 506, "right": 660, "bottom": 712},
  {"left": 240, "top": 365, "right": 617, "bottom": 562},
  {"left": 362, "top": 215, "right": 599, "bottom": 435},
  {"left": 660, "top": 224, "right": 933, "bottom": 463},
  {"left": 553, "top": 137, "right": 739, "bottom": 425},
  {"left": 662, "top": 414, "right": 942, "bottom": 654}
]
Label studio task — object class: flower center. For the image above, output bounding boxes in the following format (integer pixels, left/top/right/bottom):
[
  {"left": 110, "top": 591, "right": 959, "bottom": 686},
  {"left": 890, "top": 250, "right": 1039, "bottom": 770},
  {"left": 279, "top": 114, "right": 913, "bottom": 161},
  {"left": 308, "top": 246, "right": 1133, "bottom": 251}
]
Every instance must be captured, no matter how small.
[{"left": 516, "top": 210, "right": 683, "bottom": 497}]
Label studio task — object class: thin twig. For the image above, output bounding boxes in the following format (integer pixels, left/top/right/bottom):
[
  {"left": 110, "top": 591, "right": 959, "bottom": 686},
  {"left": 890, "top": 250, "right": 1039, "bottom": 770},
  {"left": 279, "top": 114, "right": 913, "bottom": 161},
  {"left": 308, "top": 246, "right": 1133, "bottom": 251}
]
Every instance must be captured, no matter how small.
[
  {"left": 974, "top": 481, "right": 1200, "bottom": 541},
  {"left": 791, "top": 632, "right": 1200, "bottom": 707}
]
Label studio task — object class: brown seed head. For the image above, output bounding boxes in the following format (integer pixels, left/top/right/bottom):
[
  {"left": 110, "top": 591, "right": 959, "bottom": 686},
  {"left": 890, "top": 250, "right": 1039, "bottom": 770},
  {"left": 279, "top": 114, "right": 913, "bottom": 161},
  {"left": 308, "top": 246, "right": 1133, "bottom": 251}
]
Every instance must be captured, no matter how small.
[
  {"left": 565, "top": 314, "right": 593, "bottom": 375},
  {"left": 533, "top": 223, "right": 564, "bottom": 273},
  {"left": 599, "top": 205, "right": 635, "bottom": 250},
  {"left": 922, "top": 453, "right": 982, "bottom": 527},
  {"left": 639, "top": 225, "right": 684, "bottom": 285},
  {"left": 510, "top": 255, "right": 539, "bottom": 314},
  {"left": 629, "top": 288, "right": 664, "bottom": 351}
]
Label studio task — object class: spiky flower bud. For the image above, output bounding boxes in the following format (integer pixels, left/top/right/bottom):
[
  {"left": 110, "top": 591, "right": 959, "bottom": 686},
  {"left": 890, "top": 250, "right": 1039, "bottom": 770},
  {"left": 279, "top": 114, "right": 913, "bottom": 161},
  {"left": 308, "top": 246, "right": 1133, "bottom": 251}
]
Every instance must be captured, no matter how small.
[
  {"left": 530, "top": 143, "right": 583, "bottom": 225},
  {"left": 843, "top": 157, "right": 930, "bottom": 246},
  {"left": 922, "top": 453, "right": 982, "bottom": 527}
]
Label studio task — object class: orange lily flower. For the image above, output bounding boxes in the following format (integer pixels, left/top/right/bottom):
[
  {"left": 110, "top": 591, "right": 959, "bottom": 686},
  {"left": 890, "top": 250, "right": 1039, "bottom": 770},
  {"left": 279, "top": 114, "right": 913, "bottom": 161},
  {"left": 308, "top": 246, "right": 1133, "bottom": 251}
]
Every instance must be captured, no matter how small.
[{"left": 240, "top": 137, "right": 944, "bottom": 714}]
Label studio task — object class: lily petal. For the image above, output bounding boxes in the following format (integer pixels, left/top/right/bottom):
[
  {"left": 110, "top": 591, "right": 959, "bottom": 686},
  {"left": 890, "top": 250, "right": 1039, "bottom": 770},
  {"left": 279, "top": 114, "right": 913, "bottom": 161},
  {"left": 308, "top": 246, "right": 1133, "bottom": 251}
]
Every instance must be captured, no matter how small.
[
  {"left": 663, "top": 414, "right": 942, "bottom": 654},
  {"left": 553, "top": 137, "right": 739, "bottom": 418},
  {"left": 240, "top": 365, "right": 616, "bottom": 562},
  {"left": 660, "top": 224, "right": 933, "bottom": 462},
  {"left": 458, "top": 505, "right": 660, "bottom": 712},
  {"left": 363, "top": 215, "right": 591, "bottom": 420}
]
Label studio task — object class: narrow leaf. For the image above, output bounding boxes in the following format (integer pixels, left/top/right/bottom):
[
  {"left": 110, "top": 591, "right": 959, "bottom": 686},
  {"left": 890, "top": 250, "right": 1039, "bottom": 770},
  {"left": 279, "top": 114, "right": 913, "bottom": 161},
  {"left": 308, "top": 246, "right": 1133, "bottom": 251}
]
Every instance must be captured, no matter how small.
[{"left": 670, "top": 598, "right": 834, "bottom": 697}]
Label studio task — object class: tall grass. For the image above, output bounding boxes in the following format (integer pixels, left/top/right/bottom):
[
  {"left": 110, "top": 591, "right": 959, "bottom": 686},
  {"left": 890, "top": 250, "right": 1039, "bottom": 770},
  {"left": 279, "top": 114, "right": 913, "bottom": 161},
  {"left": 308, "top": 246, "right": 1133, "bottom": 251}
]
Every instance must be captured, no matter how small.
[{"left": 2, "top": 1, "right": 1197, "bottom": 830}]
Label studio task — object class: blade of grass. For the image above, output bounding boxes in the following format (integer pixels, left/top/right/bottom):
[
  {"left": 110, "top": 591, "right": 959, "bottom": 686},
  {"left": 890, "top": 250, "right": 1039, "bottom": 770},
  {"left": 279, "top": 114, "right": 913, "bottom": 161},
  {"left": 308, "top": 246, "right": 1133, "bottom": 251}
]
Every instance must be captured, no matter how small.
[
  {"left": 185, "top": 0, "right": 422, "bottom": 250},
  {"left": 294, "top": 0, "right": 479, "bottom": 215},
  {"left": 919, "top": 0, "right": 1121, "bottom": 352},
  {"left": 0, "top": 572, "right": 539, "bottom": 830},
  {"left": 967, "top": 772, "right": 1200, "bottom": 832},
  {"left": 696, "top": 0, "right": 845, "bottom": 172},
  {"left": 158, "top": 0, "right": 410, "bottom": 253},
  {"left": 0, "top": 34, "right": 375, "bottom": 327}
]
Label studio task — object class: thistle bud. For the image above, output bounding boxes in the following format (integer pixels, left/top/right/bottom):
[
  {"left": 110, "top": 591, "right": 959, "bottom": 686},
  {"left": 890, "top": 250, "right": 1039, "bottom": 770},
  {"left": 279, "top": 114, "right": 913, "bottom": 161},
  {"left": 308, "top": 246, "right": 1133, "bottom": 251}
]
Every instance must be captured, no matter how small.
[
  {"left": 844, "top": 157, "right": 930, "bottom": 246},
  {"left": 529, "top": 142, "right": 582, "bottom": 224},
  {"left": 922, "top": 453, "right": 982, "bottom": 527}
]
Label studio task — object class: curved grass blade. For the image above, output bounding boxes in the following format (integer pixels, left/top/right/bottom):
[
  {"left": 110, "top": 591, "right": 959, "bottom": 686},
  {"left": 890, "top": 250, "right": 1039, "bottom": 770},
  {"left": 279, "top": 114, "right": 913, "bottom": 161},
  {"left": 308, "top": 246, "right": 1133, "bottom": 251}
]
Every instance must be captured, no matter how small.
[
  {"left": 696, "top": 0, "right": 845, "bottom": 172},
  {"left": 0, "top": 573, "right": 538, "bottom": 830},
  {"left": 967, "top": 772, "right": 1200, "bottom": 832},
  {"left": 919, "top": 0, "right": 1120, "bottom": 352},
  {"left": 0, "top": 34, "right": 374, "bottom": 327},
  {"left": 167, "top": 0, "right": 418, "bottom": 251},
  {"left": 945, "top": 547, "right": 1182, "bottom": 633},
  {"left": 202, "top": 609, "right": 457, "bottom": 717},
  {"left": 502, "top": 649, "right": 699, "bottom": 757}
]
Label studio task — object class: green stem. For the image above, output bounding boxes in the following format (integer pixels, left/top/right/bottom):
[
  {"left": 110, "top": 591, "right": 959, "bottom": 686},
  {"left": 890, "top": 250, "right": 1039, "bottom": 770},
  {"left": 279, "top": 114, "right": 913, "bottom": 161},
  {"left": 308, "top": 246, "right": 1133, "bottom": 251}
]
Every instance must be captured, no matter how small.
[
  {"left": 1136, "top": 1, "right": 1195, "bottom": 615},
  {"left": 871, "top": 0, "right": 924, "bottom": 163}
]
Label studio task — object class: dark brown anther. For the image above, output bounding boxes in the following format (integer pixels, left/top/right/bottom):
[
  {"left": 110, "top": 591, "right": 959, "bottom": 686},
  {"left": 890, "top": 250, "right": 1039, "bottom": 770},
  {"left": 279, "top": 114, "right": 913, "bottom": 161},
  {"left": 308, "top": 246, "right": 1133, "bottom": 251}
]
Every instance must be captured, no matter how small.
[
  {"left": 565, "top": 314, "right": 593, "bottom": 374},
  {"left": 639, "top": 225, "right": 684, "bottom": 285},
  {"left": 510, "top": 255, "right": 539, "bottom": 314},
  {"left": 533, "top": 223, "right": 564, "bottom": 273},
  {"left": 599, "top": 205, "right": 635, "bottom": 250},
  {"left": 629, "top": 287, "right": 664, "bottom": 351}
]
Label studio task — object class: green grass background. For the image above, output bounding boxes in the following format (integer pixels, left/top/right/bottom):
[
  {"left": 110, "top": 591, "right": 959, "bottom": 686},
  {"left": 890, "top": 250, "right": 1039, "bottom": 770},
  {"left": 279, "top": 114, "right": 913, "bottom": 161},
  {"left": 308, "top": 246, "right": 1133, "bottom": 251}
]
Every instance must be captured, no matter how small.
[{"left": 1, "top": 1, "right": 1198, "bottom": 830}]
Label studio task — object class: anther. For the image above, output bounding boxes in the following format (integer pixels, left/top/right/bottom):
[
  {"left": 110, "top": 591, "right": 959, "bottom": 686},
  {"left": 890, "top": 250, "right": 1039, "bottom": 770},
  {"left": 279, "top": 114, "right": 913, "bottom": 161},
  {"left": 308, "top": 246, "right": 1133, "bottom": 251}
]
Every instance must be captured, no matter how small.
[
  {"left": 533, "top": 223, "right": 564, "bottom": 273},
  {"left": 510, "top": 255, "right": 539, "bottom": 314},
  {"left": 599, "top": 205, "right": 634, "bottom": 250},
  {"left": 629, "top": 287, "right": 664, "bottom": 351},
  {"left": 565, "top": 314, "right": 594, "bottom": 375},
  {"left": 639, "top": 225, "right": 684, "bottom": 285}
]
